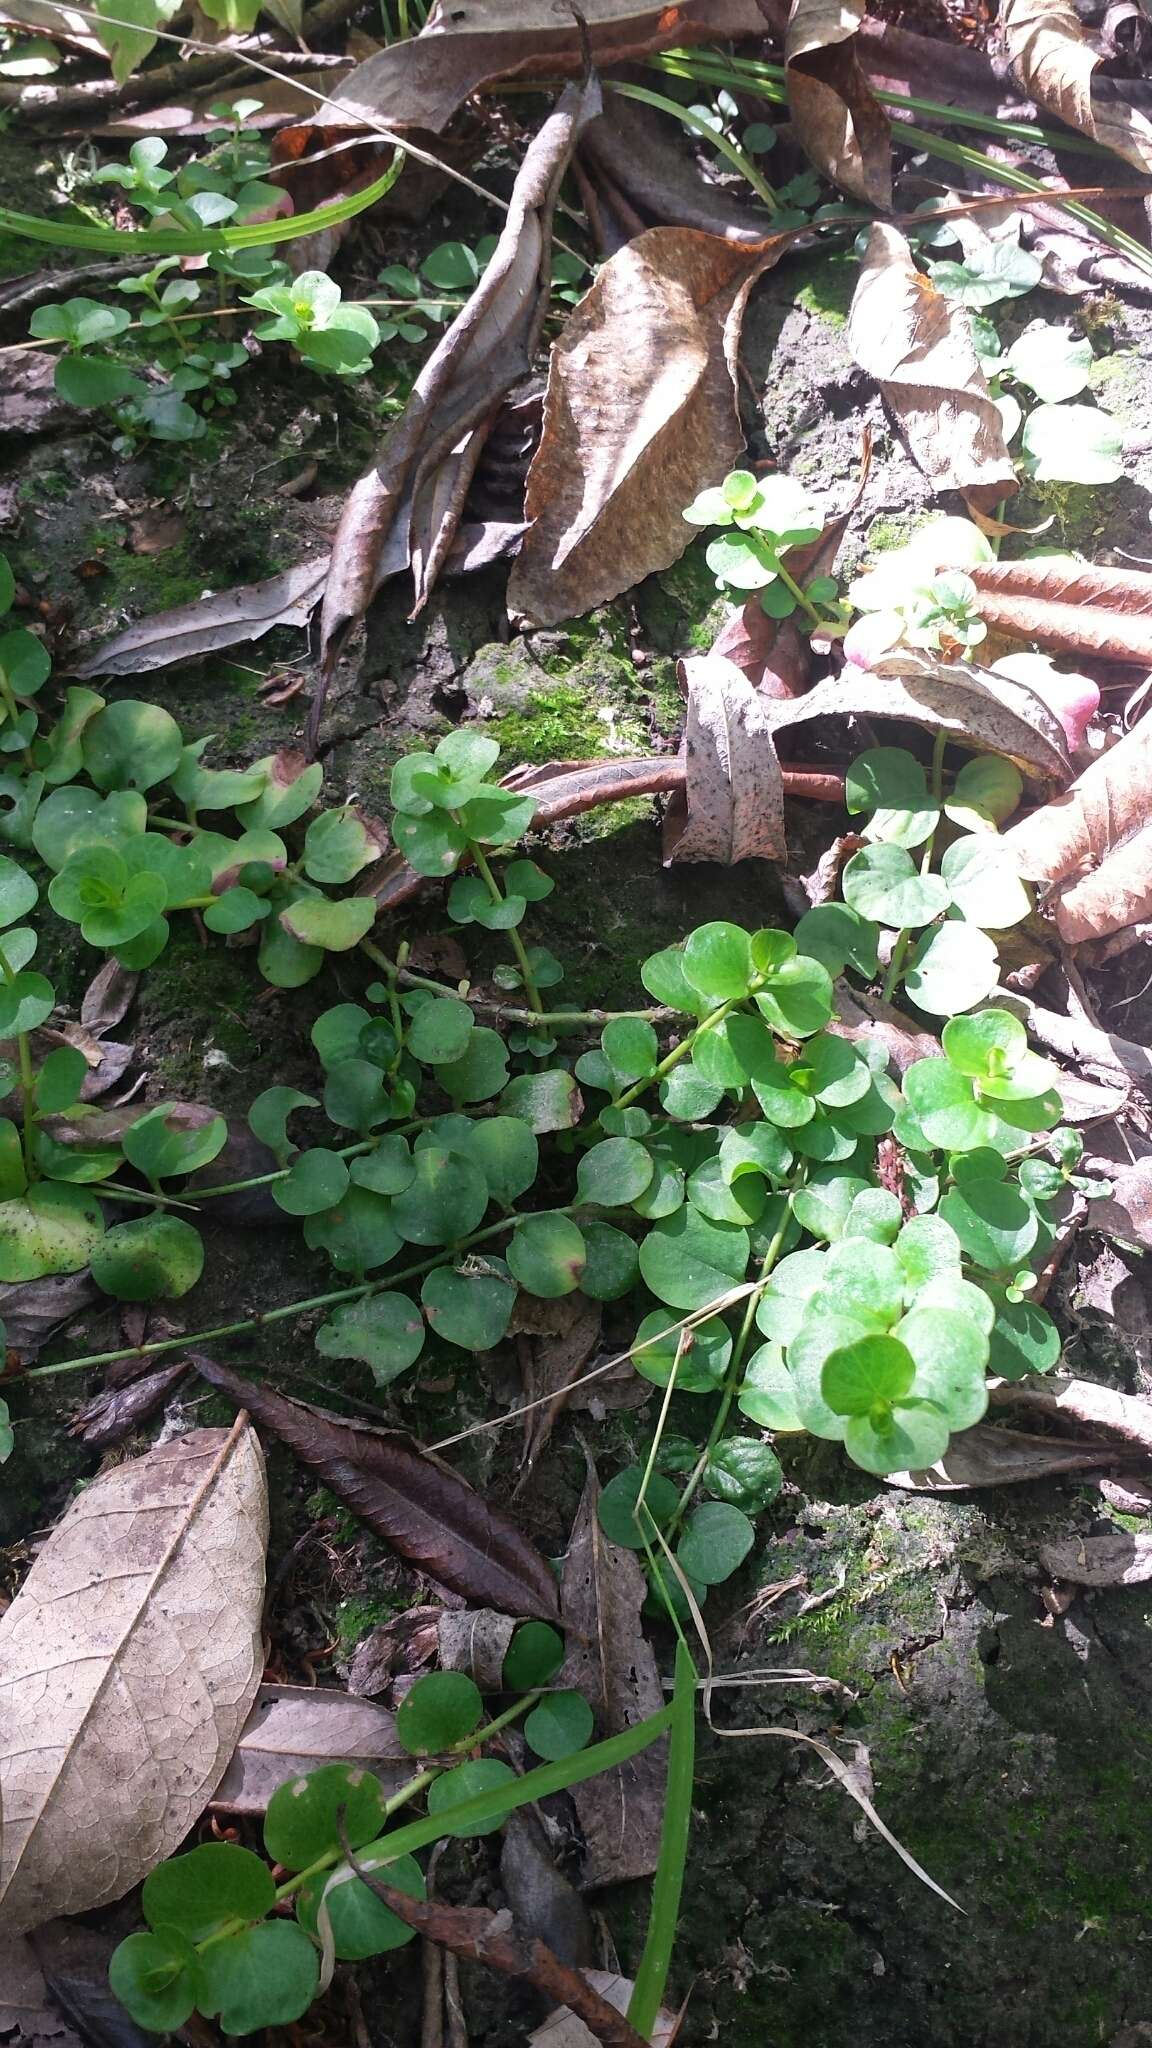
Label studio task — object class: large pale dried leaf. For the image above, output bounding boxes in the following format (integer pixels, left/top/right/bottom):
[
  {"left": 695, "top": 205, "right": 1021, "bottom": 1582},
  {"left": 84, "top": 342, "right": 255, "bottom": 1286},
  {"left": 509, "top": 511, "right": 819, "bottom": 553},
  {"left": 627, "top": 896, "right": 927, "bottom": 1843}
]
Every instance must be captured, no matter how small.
[
  {"left": 213, "top": 1683, "right": 409, "bottom": 1814},
  {"left": 0, "top": 1422, "right": 267, "bottom": 1934},
  {"left": 885, "top": 1421, "right": 1130, "bottom": 1490},
  {"left": 992, "top": 1372, "right": 1152, "bottom": 1455},
  {"left": 1003, "top": 715, "right": 1152, "bottom": 940},
  {"left": 70, "top": 555, "right": 329, "bottom": 678},
  {"left": 1002, "top": 0, "right": 1152, "bottom": 171},
  {"left": 785, "top": 0, "right": 891, "bottom": 205},
  {"left": 667, "top": 653, "right": 786, "bottom": 864},
  {"left": 771, "top": 655, "right": 1071, "bottom": 788},
  {"left": 847, "top": 224, "right": 1017, "bottom": 503},
  {"left": 972, "top": 559, "right": 1152, "bottom": 665},
  {"left": 194, "top": 1357, "right": 560, "bottom": 1621},
  {"left": 319, "top": 82, "right": 596, "bottom": 684},
  {"left": 530, "top": 1973, "right": 677, "bottom": 2048},
  {"left": 508, "top": 227, "right": 784, "bottom": 627},
  {"left": 558, "top": 1456, "right": 665, "bottom": 1889},
  {"left": 1040, "top": 1531, "right": 1152, "bottom": 1585},
  {"left": 323, "top": 0, "right": 764, "bottom": 136}
]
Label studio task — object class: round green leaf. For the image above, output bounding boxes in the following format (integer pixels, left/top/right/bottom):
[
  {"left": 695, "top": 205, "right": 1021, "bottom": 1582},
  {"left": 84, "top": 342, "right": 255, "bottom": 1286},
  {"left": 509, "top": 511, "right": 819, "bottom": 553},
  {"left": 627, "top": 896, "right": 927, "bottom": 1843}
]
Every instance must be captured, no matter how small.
[
  {"left": 0, "top": 1181, "right": 103, "bottom": 1281},
  {"left": 123, "top": 1105, "right": 227, "bottom": 1181},
  {"left": 421, "top": 1262, "right": 515, "bottom": 1348},
  {"left": 296, "top": 1847, "right": 424, "bottom": 1959},
  {"left": 391, "top": 808, "right": 468, "bottom": 876},
  {"left": 939, "top": 1179, "right": 1038, "bottom": 1272},
  {"left": 902, "top": 1057, "right": 1002, "bottom": 1152},
  {"left": 638, "top": 1207, "right": 749, "bottom": 1311},
  {"left": 280, "top": 895, "right": 377, "bottom": 952},
  {"left": 677, "top": 1501, "right": 755, "bottom": 1584},
  {"left": 302, "top": 806, "right": 377, "bottom": 884},
  {"left": 819, "top": 1237, "right": 904, "bottom": 1324},
  {"left": 500, "top": 1069, "right": 581, "bottom": 1132},
  {"left": 822, "top": 1333, "right": 915, "bottom": 1415},
  {"left": 579, "top": 1220, "right": 640, "bottom": 1300},
  {"left": 904, "top": 921, "right": 1000, "bottom": 1016},
  {"left": 323, "top": 1058, "right": 394, "bottom": 1134},
  {"left": 0, "top": 970, "right": 54, "bottom": 1037},
  {"left": 82, "top": 699, "right": 184, "bottom": 791},
  {"left": 507, "top": 1212, "right": 586, "bottom": 1296},
  {"left": 844, "top": 1188, "right": 903, "bottom": 1244},
  {"left": 1021, "top": 401, "right": 1123, "bottom": 484},
  {"left": 91, "top": 1213, "right": 204, "bottom": 1300},
  {"left": 895, "top": 1213, "right": 962, "bottom": 1296},
  {"left": 692, "top": 1016, "right": 755, "bottom": 1090},
  {"left": 687, "top": 1154, "right": 765, "bottom": 1226},
  {"left": 895, "top": 1306, "right": 989, "bottom": 1427},
  {"left": 0, "top": 857, "right": 37, "bottom": 929},
  {"left": 682, "top": 921, "right": 755, "bottom": 1001},
  {"left": 316, "top": 1292, "right": 425, "bottom": 1384},
  {"left": 248, "top": 1086, "right": 318, "bottom": 1166},
  {"left": 842, "top": 844, "right": 951, "bottom": 929},
  {"left": 408, "top": 996, "right": 474, "bottom": 1065},
  {"left": 108, "top": 1930, "right": 198, "bottom": 2031},
  {"left": 793, "top": 902, "right": 879, "bottom": 979},
  {"left": 719, "top": 1122, "right": 791, "bottom": 1185},
  {"left": 304, "top": 1185, "right": 402, "bottom": 1273},
  {"left": 577, "top": 1136, "right": 653, "bottom": 1208},
  {"left": 846, "top": 747, "right": 938, "bottom": 848},
  {"left": 273, "top": 1147, "right": 350, "bottom": 1216},
  {"left": 597, "top": 1466, "right": 679, "bottom": 1549},
  {"left": 987, "top": 1298, "right": 1061, "bottom": 1379},
  {"left": 504, "top": 1621, "right": 565, "bottom": 1690},
  {"left": 753, "top": 954, "right": 835, "bottom": 1038},
  {"left": 843, "top": 1397, "right": 951, "bottom": 1476},
  {"left": 738, "top": 1342, "right": 804, "bottom": 1430},
  {"left": 194, "top": 1921, "right": 318, "bottom": 2035},
  {"left": 265, "top": 1762, "right": 389, "bottom": 1870},
  {"left": 632, "top": 1308, "right": 731, "bottom": 1392},
  {"left": 940, "top": 837, "right": 1030, "bottom": 929},
  {"left": 352, "top": 1135, "right": 416, "bottom": 1196},
  {"left": 945, "top": 755, "right": 1023, "bottom": 831},
  {"left": 658, "top": 1062, "right": 725, "bottom": 1120},
  {"left": 439, "top": 1027, "right": 509, "bottom": 1103},
  {"left": 524, "top": 1691, "right": 594, "bottom": 1761},
  {"left": 641, "top": 943, "right": 709, "bottom": 1016},
  {"left": 35, "top": 1044, "right": 87, "bottom": 1114},
  {"left": 391, "top": 1146, "right": 489, "bottom": 1245},
  {"left": 396, "top": 1671, "right": 483, "bottom": 1756},
  {"left": 600, "top": 1016, "right": 658, "bottom": 1080},
  {"left": 143, "top": 1842, "right": 274, "bottom": 1941},
  {"left": 427, "top": 1757, "right": 517, "bottom": 1834},
  {"left": 705, "top": 1436, "right": 783, "bottom": 1510}
]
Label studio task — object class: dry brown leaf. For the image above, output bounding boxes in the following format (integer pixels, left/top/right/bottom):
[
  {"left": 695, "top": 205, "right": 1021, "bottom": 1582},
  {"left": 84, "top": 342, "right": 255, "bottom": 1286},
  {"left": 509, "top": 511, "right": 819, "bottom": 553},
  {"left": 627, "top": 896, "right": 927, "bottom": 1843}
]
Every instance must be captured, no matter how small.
[
  {"left": 972, "top": 558, "right": 1152, "bottom": 665},
  {"left": 1040, "top": 1531, "right": 1152, "bottom": 1585},
  {"left": 665, "top": 653, "right": 786, "bottom": 864},
  {"left": 1002, "top": 0, "right": 1152, "bottom": 172},
  {"left": 529, "top": 1973, "right": 678, "bottom": 2048},
  {"left": 1087, "top": 1155, "right": 1152, "bottom": 1250},
  {"left": 0, "top": 350, "right": 73, "bottom": 437},
  {"left": 785, "top": 0, "right": 891, "bottom": 205},
  {"left": 558, "top": 1454, "right": 666, "bottom": 1890},
  {"left": 79, "top": 959, "right": 138, "bottom": 1037},
  {"left": 323, "top": 0, "right": 763, "bottom": 137},
  {"left": 884, "top": 1421, "right": 1131, "bottom": 1490},
  {"left": 991, "top": 1372, "right": 1152, "bottom": 1455},
  {"left": 70, "top": 554, "right": 330, "bottom": 677},
  {"left": 70, "top": 1362, "right": 188, "bottom": 1447},
  {"left": 319, "top": 81, "right": 596, "bottom": 697},
  {"left": 508, "top": 227, "right": 784, "bottom": 627},
  {"left": 0, "top": 1421, "right": 267, "bottom": 1934},
  {"left": 212, "top": 1683, "right": 409, "bottom": 1814},
  {"left": 0, "top": 1936, "right": 81, "bottom": 2048},
  {"left": 578, "top": 89, "right": 773, "bottom": 248},
  {"left": 346, "top": 1605, "right": 441, "bottom": 1696},
  {"left": 437, "top": 1608, "right": 516, "bottom": 1689},
  {"left": 847, "top": 224, "right": 1017, "bottom": 504},
  {"left": 0, "top": 1272, "right": 97, "bottom": 1363},
  {"left": 1002, "top": 715, "right": 1152, "bottom": 941},
  {"left": 519, "top": 1293, "right": 608, "bottom": 1478}
]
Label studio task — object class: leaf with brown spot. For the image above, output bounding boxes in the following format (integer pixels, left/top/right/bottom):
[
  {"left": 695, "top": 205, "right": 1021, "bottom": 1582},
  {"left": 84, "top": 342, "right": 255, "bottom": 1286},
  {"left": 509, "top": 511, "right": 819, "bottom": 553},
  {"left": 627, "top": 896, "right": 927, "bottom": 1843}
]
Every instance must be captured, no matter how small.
[
  {"left": 785, "top": 0, "right": 891, "bottom": 205},
  {"left": 193, "top": 1355, "right": 561, "bottom": 1621},
  {"left": 212, "top": 1683, "right": 410, "bottom": 1814},
  {"left": 847, "top": 223, "right": 1017, "bottom": 505},
  {"left": 557, "top": 1454, "right": 666, "bottom": 1889},
  {"left": 508, "top": 227, "right": 785, "bottom": 627},
  {"left": 1002, "top": 0, "right": 1152, "bottom": 172},
  {"left": 0, "top": 1422, "right": 267, "bottom": 1934},
  {"left": 1002, "top": 715, "right": 1152, "bottom": 941},
  {"left": 972, "top": 558, "right": 1152, "bottom": 666}
]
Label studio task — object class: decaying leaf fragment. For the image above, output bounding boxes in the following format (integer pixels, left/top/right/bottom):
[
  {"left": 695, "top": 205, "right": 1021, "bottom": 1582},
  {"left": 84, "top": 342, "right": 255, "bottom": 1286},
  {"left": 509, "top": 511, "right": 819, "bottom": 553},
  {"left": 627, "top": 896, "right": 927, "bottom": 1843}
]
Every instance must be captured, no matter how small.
[
  {"left": 1003, "top": 714, "right": 1152, "bottom": 941},
  {"left": 885, "top": 1422, "right": 1130, "bottom": 1490},
  {"left": 972, "top": 558, "right": 1152, "bottom": 666},
  {"left": 213, "top": 1683, "right": 410, "bottom": 1813},
  {"left": 1040, "top": 1532, "right": 1152, "bottom": 1585},
  {"left": 70, "top": 554, "right": 330, "bottom": 677},
  {"left": 320, "top": 79, "right": 598, "bottom": 674},
  {"left": 1002, "top": 0, "right": 1152, "bottom": 172},
  {"left": 666, "top": 652, "right": 786, "bottom": 864},
  {"left": 509, "top": 226, "right": 784, "bottom": 626},
  {"left": 558, "top": 1456, "right": 666, "bottom": 1889},
  {"left": 0, "top": 1422, "right": 267, "bottom": 1934},
  {"left": 530, "top": 1973, "right": 678, "bottom": 2048},
  {"left": 194, "top": 1356, "right": 561, "bottom": 1621},
  {"left": 847, "top": 224, "right": 1017, "bottom": 504},
  {"left": 785, "top": 0, "right": 891, "bottom": 205}
]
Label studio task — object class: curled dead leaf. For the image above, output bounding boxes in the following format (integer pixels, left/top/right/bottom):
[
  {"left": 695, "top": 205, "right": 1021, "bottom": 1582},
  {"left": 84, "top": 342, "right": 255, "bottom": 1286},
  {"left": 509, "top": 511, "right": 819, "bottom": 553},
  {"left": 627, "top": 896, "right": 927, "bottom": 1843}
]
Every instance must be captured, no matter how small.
[
  {"left": 69, "top": 554, "right": 329, "bottom": 677},
  {"left": 847, "top": 223, "right": 1017, "bottom": 505},
  {"left": 972, "top": 558, "right": 1152, "bottom": 666},
  {"left": 578, "top": 89, "right": 772, "bottom": 248},
  {"left": 0, "top": 1422, "right": 267, "bottom": 1933},
  {"left": 991, "top": 1373, "right": 1152, "bottom": 1456},
  {"left": 666, "top": 653, "right": 786, "bottom": 864},
  {"left": 1002, "top": 715, "right": 1152, "bottom": 941},
  {"left": 785, "top": 0, "right": 891, "bottom": 205},
  {"left": 1002, "top": 0, "right": 1152, "bottom": 172},
  {"left": 885, "top": 1421, "right": 1133, "bottom": 1490},
  {"left": 508, "top": 227, "right": 785, "bottom": 627}
]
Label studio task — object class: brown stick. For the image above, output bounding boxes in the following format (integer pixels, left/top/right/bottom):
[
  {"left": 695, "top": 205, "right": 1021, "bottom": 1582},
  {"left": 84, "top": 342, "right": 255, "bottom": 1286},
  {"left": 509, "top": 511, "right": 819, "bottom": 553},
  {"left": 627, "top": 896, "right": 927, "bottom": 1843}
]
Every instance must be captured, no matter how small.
[{"left": 339, "top": 1829, "right": 650, "bottom": 2048}]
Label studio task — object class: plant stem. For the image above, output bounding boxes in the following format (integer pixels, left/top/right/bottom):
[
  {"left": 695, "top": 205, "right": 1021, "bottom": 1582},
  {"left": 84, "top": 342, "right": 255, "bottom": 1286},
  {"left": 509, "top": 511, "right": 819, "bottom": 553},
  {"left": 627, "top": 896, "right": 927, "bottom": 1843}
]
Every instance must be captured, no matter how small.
[
  {"left": 470, "top": 844, "right": 545, "bottom": 1017},
  {"left": 612, "top": 999, "right": 739, "bottom": 1114},
  {"left": 627, "top": 1637, "right": 697, "bottom": 2040},
  {"left": 609, "top": 79, "right": 778, "bottom": 212},
  {"left": 770, "top": 553, "right": 827, "bottom": 628},
  {"left": 883, "top": 728, "right": 948, "bottom": 1004},
  {"left": 361, "top": 938, "right": 666, "bottom": 1029}
]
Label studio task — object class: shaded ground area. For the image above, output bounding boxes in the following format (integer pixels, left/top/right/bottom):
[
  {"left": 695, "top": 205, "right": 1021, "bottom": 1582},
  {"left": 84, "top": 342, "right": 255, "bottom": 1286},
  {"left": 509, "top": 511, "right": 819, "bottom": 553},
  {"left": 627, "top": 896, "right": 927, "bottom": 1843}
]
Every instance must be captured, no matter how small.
[{"left": 5, "top": 202, "right": 1152, "bottom": 2048}]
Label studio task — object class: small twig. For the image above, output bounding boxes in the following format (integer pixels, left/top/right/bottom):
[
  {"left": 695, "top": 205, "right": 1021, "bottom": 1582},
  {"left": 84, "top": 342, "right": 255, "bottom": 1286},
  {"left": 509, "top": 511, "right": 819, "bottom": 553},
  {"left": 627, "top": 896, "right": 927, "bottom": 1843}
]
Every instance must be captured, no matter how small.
[{"left": 338, "top": 1825, "right": 650, "bottom": 2048}]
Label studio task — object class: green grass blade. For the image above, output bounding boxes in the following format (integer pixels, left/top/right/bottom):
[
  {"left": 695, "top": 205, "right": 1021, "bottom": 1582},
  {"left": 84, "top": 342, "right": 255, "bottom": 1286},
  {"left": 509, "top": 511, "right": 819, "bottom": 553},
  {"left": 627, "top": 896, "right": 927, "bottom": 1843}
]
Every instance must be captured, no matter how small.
[
  {"left": 627, "top": 1638, "right": 696, "bottom": 2040},
  {"left": 0, "top": 150, "right": 404, "bottom": 255}
]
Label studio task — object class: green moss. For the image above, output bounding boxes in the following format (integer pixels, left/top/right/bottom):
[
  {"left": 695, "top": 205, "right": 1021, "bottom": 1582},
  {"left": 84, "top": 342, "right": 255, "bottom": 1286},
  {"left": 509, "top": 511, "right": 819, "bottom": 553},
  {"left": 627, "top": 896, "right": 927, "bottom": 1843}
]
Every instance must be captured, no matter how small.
[
  {"left": 792, "top": 250, "right": 857, "bottom": 328},
  {"left": 333, "top": 1590, "right": 411, "bottom": 1650},
  {"left": 492, "top": 681, "right": 611, "bottom": 763}
]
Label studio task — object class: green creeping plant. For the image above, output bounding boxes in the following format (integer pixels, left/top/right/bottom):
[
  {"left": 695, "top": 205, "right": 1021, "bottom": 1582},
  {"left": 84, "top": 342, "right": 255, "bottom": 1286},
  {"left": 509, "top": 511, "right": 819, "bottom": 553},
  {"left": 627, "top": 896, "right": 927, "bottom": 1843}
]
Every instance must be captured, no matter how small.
[{"left": 108, "top": 1658, "right": 648, "bottom": 2034}]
